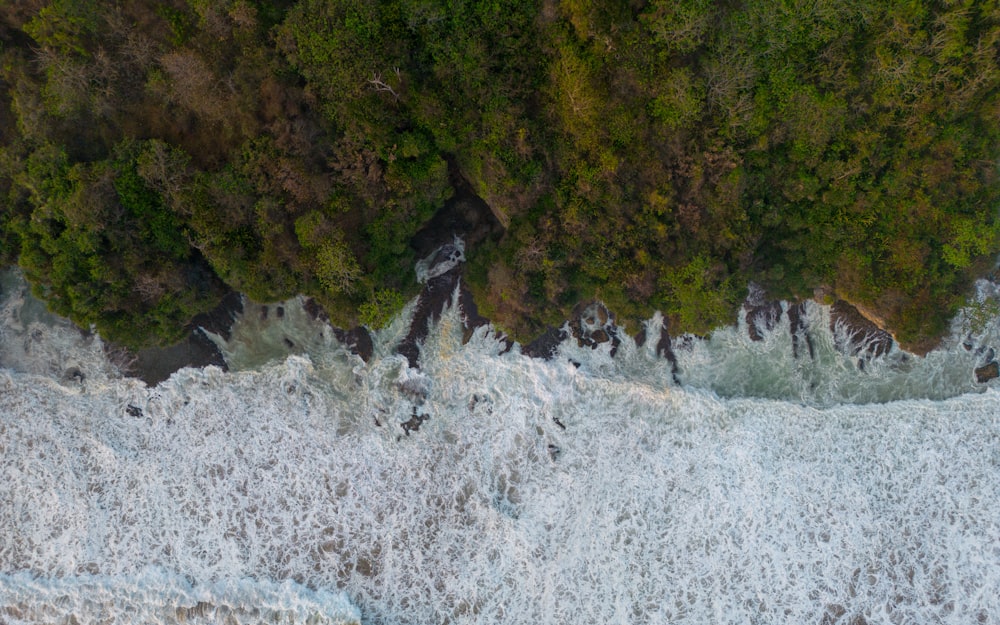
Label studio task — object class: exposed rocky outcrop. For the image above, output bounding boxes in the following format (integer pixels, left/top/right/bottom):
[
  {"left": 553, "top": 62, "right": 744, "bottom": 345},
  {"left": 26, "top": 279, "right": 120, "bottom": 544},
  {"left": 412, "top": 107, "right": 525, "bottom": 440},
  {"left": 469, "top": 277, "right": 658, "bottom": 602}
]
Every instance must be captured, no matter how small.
[
  {"left": 829, "top": 300, "right": 894, "bottom": 359},
  {"left": 634, "top": 322, "right": 679, "bottom": 383},
  {"left": 332, "top": 327, "right": 374, "bottom": 362},
  {"left": 109, "top": 327, "right": 228, "bottom": 387},
  {"left": 787, "top": 302, "right": 814, "bottom": 360},
  {"left": 744, "top": 300, "right": 783, "bottom": 342},
  {"left": 569, "top": 301, "right": 621, "bottom": 356},
  {"left": 107, "top": 292, "right": 242, "bottom": 386},
  {"left": 522, "top": 326, "right": 569, "bottom": 360},
  {"left": 410, "top": 159, "right": 505, "bottom": 259},
  {"left": 190, "top": 291, "right": 244, "bottom": 342},
  {"left": 458, "top": 280, "right": 513, "bottom": 353},
  {"left": 302, "top": 298, "right": 374, "bottom": 362},
  {"left": 397, "top": 245, "right": 465, "bottom": 368}
]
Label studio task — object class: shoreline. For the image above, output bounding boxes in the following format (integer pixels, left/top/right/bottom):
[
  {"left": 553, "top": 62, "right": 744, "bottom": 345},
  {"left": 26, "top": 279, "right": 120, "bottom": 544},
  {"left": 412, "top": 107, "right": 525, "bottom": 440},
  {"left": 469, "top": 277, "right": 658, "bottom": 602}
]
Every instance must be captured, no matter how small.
[{"left": 121, "top": 267, "right": 1000, "bottom": 390}]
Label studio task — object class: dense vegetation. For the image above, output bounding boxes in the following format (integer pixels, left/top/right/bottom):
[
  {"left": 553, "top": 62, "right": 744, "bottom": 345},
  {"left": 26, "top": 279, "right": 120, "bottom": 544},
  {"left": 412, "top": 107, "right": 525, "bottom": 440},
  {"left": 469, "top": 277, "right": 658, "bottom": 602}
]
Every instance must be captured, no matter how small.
[{"left": 2, "top": 0, "right": 1000, "bottom": 351}]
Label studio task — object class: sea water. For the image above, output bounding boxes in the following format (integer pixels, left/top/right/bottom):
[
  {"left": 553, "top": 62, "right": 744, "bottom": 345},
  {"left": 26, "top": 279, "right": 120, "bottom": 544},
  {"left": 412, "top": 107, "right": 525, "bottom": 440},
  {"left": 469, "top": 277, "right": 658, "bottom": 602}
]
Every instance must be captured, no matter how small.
[{"left": 1, "top": 267, "right": 998, "bottom": 624}]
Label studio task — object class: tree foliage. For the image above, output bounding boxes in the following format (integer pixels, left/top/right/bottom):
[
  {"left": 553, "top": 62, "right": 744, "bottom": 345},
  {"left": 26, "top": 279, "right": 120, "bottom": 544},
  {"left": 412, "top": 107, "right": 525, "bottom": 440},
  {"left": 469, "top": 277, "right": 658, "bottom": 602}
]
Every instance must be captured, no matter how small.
[{"left": 2, "top": 0, "right": 1000, "bottom": 350}]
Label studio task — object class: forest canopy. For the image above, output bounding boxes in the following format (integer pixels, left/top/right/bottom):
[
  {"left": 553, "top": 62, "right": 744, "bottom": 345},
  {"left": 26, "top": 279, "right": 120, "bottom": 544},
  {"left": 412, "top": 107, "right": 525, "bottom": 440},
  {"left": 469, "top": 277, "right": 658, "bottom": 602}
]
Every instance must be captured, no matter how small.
[{"left": 2, "top": 0, "right": 1000, "bottom": 351}]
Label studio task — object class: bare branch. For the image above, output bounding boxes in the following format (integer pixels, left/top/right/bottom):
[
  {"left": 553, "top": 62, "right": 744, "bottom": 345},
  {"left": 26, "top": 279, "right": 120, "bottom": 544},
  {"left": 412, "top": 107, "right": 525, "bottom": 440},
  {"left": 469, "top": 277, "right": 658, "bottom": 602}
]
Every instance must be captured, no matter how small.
[{"left": 368, "top": 71, "right": 400, "bottom": 100}]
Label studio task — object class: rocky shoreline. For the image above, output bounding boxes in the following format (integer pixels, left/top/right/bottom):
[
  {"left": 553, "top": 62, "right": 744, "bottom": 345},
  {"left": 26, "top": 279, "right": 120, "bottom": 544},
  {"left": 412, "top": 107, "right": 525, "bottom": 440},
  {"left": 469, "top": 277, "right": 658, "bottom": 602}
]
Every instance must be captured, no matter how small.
[
  {"left": 105, "top": 205, "right": 1000, "bottom": 388},
  {"left": 119, "top": 257, "right": 1000, "bottom": 389}
]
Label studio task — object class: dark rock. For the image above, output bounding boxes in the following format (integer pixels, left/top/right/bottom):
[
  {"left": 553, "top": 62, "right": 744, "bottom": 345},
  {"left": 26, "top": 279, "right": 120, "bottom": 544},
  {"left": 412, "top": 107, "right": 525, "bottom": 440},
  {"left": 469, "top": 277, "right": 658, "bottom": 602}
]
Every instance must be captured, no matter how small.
[
  {"left": 126, "top": 404, "right": 143, "bottom": 418},
  {"left": 589, "top": 329, "right": 610, "bottom": 344},
  {"left": 655, "top": 324, "right": 679, "bottom": 377},
  {"left": 332, "top": 327, "right": 374, "bottom": 362},
  {"left": 566, "top": 301, "right": 625, "bottom": 357},
  {"left": 975, "top": 361, "right": 999, "bottom": 383},
  {"left": 300, "top": 297, "right": 373, "bottom": 362},
  {"left": 400, "top": 407, "right": 429, "bottom": 436},
  {"left": 276, "top": 306, "right": 284, "bottom": 319},
  {"left": 190, "top": 291, "right": 244, "bottom": 341},
  {"left": 787, "top": 302, "right": 814, "bottom": 359},
  {"left": 744, "top": 300, "right": 782, "bottom": 342},
  {"left": 397, "top": 265, "right": 462, "bottom": 368},
  {"left": 63, "top": 367, "right": 85, "bottom": 383},
  {"left": 830, "top": 300, "right": 893, "bottom": 359},
  {"left": 522, "top": 326, "right": 569, "bottom": 360},
  {"left": 302, "top": 297, "right": 330, "bottom": 323},
  {"left": 569, "top": 301, "right": 614, "bottom": 348},
  {"left": 409, "top": 157, "right": 504, "bottom": 259},
  {"left": 608, "top": 333, "right": 622, "bottom": 357},
  {"left": 110, "top": 327, "right": 228, "bottom": 387},
  {"left": 283, "top": 337, "right": 294, "bottom": 349},
  {"left": 458, "top": 280, "right": 514, "bottom": 352}
]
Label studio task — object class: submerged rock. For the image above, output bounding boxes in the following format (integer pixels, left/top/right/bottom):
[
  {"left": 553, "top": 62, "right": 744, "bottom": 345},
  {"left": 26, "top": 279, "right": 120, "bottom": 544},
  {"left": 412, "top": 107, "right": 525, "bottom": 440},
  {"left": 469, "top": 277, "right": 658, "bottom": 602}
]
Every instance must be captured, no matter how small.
[
  {"left": 400, "top": 407, "right": 430, "bottom": 436},
  {"left": 975, "top": 361, "right": 999, "bottom": 384}
]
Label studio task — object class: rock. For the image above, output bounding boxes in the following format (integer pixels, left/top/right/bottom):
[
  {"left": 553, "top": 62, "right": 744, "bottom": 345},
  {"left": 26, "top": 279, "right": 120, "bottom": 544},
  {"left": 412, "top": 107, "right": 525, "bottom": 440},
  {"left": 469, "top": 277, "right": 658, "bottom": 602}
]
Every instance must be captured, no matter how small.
[
  {"left": 332, "top": 327, "right": 374, "bottom": 362},
  {"left": 63, "top": 367, "right": 85, "bottom": 383},
  {"left": 975, "top": 361, "right": 999, "bottom": 383},
  {"left": 830, "top": 300, "right": 893, "bottom": 359},
  {"left": 190, "top": 291, "right": 244, "bottom": 341},
  {"left": 400, "top": 407, "right": 429, "bottom": 436},
  {"left": 642, "top": 322, "right": 680, "bottom": 384},
  {"left": 300, "top": 298, "right": 374, "bottom": 362},
  {"left": 522, "top": 326, "right": 569, "bottom": 360},
  {"left": 744, "top": 300, "right": 782, "bottom": 342},
  {"left": 787, "top": 302, "right": 814, "bottom": 359},
  {"left": 634, "top": 327, "right": 647, "bottom": 347},
  {"left": 570, "top": 301, "right": 612, "bottom": 347},
  {"left": 397, "top": 264, "right": 462, "bottom": 368},
  {"left": 302, "top": 297, "right": 330, "bottom": 323},
  {"left": 409, "top": 157, "right": 504, "bottom": 260},
  {"left": 110, "top": 327, "right": 228, "bottom": 387},
  {"left": 459, "top": 280, "right": 513, "bottom": 353}
]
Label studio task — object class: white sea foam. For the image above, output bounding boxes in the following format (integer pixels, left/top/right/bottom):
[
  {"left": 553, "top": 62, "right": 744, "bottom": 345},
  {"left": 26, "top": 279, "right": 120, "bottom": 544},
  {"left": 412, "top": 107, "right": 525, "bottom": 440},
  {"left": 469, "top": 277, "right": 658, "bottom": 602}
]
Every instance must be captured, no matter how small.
[
  {"left": 0, "top": 568, "right": 360, "bottom": 625},
  {"left": 1, "top": 269, "right": 1000, "bottom": 624}
]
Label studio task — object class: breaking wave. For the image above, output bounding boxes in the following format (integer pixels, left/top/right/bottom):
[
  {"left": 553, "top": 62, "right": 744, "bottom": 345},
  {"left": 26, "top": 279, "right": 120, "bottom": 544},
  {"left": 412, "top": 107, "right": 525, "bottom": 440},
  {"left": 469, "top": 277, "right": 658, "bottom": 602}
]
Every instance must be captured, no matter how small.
[{"left": 1, "top": 267, "right": 999, "bottom": 624}]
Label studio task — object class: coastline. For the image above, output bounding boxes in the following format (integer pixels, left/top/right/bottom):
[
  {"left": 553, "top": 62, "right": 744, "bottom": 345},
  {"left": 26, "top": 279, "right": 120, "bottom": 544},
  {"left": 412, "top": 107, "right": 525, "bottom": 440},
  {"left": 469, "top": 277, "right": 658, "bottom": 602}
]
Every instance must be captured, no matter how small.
[{"left": 120, "top": 261, "right": 1000, "bottom": 391}]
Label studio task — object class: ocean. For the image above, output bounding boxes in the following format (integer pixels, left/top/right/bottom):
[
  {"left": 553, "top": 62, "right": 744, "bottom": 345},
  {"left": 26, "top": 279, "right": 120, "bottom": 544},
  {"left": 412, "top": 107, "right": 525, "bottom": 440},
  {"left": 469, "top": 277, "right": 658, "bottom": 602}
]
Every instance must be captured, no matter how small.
[{"left": 1, "top": 266, "right": 998, "bottom": 624}]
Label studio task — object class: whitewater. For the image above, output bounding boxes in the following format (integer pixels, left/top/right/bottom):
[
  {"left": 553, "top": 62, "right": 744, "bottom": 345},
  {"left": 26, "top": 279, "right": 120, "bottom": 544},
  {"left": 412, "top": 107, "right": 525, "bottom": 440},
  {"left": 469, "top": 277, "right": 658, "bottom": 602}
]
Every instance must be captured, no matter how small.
[{"left": 1, "top": 266, "right": 999, "bottom": 624}]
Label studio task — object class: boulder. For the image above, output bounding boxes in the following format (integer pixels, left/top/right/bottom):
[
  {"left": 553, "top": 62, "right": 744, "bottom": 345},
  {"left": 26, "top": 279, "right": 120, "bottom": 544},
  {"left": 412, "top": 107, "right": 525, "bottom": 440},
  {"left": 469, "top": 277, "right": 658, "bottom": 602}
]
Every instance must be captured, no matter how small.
[{"left": 975, "top": 361, "right": 999, "bottom": 384}]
